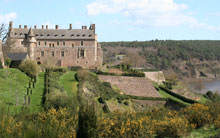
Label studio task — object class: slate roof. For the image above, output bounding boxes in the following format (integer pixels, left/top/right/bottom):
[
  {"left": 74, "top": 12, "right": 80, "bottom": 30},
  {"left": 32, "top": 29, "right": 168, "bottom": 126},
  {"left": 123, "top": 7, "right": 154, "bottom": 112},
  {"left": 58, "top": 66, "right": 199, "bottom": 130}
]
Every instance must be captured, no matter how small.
[
  {"left": 7, "top": 53, "right": 28, "bottom": 61},
  {"left": 9, "top": 28, "right": 95, "bottom": 40}
]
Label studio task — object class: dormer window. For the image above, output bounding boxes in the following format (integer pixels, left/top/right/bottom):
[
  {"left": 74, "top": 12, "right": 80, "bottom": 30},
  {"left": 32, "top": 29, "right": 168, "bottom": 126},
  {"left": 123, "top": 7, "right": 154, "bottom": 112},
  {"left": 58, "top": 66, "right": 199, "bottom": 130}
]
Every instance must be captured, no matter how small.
[
  {"left": 40, "top": 34, "right": 44, "bottom": 36},
  {"left": 82, "top": 34, "right": 86, "bottom": 37},
  {"left": 62, "top": 34, "right": 65, "bottom": 37},
  {"left": 36, "top": 34, "right": 39, "bottom": 36},
  {"left": 20, "top": 33, "right": 22, "bottom": 36},
  {"left": 55, "top": 34, "right": 58, "bottom": 37},
  {"left": 14, "top": 33, "right": 17, "bottom": 36},
  {"left": 88, "top": 34, "right": 92, "bottom": 37},
  {"left": 47, "top": 34, "right": 50, "bottom": 36},
  {"left": 76, "top": 34, "right": 80, "bottom": 37},
  {"left": 71, "top": 34, "right": 74, "bottom": 37}
]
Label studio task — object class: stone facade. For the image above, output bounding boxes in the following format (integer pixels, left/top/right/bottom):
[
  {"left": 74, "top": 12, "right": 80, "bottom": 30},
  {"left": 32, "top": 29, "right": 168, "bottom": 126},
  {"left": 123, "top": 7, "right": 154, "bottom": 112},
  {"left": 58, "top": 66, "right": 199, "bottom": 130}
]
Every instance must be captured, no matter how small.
[{"left": 5, "top": 21, "right": 103, "bottom": 69}]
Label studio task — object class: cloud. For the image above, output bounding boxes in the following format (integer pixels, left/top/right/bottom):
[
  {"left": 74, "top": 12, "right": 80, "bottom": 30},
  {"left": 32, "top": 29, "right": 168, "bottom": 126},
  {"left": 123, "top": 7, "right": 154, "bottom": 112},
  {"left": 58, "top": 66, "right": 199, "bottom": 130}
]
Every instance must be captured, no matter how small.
[
  {"left": 86, "top": 0, "right": 212, "bottom": 28},
  {"left": 0, "top": 12, "right": 17, "bottom": 24}
]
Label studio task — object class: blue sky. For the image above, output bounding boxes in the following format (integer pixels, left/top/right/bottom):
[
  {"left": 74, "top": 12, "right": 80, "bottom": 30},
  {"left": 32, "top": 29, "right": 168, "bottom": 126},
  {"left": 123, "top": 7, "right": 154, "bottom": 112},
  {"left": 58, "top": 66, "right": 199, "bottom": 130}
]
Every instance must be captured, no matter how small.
[{"left": 0, "top": 0, "right": 220, "bottom": 41}]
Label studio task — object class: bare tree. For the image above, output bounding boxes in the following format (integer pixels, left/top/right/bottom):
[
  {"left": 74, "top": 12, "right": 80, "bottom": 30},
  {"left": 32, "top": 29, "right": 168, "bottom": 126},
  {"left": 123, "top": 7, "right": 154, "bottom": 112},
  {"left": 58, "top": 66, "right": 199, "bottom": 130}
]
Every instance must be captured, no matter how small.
[{"left": 0, "top": 24, "right": 8, "bottom": 42}]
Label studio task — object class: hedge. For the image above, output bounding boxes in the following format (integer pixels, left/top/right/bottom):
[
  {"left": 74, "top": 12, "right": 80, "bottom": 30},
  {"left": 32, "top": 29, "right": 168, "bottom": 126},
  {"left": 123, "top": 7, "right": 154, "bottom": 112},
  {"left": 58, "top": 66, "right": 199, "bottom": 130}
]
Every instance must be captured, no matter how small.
[{"left": 159, "top": 86, "right": 198, "bottom": 104}]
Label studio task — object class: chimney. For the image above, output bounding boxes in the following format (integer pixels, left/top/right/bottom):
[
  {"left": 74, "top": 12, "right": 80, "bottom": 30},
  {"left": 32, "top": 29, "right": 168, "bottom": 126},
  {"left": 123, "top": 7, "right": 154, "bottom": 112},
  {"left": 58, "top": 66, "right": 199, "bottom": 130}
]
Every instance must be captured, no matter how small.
[
  {"left": 82, "top": 26, "right": 87, "bottom": 30},
  {"left": 89, "top": 24, "right": 95, "bottom": 30},
  {"left": 46, "top": 25, "right": 48, "bottom": 29},
  {"left": 9, "top": 21, "right": 13, "bottom": 30},
  {"left": 24, "top": 25, "right": 28, "bottom": 29},
  {"left": 42, "top": 25, "right": 44, "bottom": 29},
  {"left": 34, "top": 25, "right": 37, "bottom": 29},
  {"left": 19, "top": 25, "right": 22, "bottom": 29},
  {"left": 55, "top": 25, "right": 59, "bottom": 30},
  {"left": 69, "top": 24, "right": 72, "bottom": 29}
]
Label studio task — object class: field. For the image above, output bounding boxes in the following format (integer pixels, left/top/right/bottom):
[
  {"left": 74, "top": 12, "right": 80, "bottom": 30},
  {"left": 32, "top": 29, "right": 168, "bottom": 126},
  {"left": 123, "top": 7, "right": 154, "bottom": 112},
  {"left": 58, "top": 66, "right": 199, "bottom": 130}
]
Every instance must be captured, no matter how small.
[
  {"left": 0, "top": 68, "right": 78, "bottom": 113},
  {"left": 0, "top": 68, "right": 29, "bottom": 113}
]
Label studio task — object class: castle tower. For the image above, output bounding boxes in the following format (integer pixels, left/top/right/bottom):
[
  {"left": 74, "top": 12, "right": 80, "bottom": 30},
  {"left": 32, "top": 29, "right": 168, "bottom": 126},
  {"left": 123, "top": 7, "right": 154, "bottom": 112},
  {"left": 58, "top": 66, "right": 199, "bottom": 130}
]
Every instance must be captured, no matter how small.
[{"left": 26, "top": 28, "right": 37, "bottom": 60}]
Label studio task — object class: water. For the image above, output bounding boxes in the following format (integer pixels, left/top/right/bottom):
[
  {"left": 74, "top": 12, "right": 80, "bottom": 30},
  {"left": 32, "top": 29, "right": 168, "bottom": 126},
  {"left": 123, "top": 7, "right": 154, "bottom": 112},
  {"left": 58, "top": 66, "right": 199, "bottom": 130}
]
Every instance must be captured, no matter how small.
[{"left": 204, "top": 80, "right": 220, "bottom": 94}]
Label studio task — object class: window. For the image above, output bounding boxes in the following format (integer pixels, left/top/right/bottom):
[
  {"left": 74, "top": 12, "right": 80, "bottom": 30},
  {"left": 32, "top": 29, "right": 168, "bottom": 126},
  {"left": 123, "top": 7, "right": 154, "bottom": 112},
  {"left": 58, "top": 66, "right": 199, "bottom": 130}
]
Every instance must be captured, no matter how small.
[
  {"left": 61, "top": 51, "right": 65, "bottom": 57},
  {"left": 55, "top": 34, "right": 58, "bottom": 37},
  {"left": 71, "top": 34, "right": 74, "bottom": 37},
  {"left": 63, "top": 42, "right": 65, "bottom": 46},
  {"left": 21, "top": 41, "right": 24, "bottom": 45},
  {"left": 45, "top": 41, "right": 47, "bottom": 45},
  {"left": 88, "top": 34, "right": 92, "bottom": 37},
  {"left": 80, "top": 49, "right": 84, "bottom": 57},
  {"left": 51, "top": 51, "right": 55, "bottom": 56},
  {"left": 81, "top": 41, "right": 84, "bottom": 46},
  {"left": 82, "top": 34, "right": 86, "bottom": 37},
  {"left": 57, "top": 42, "right": 59, "bottom": 46},
  {"left": 38, "top": 42, "right": 40, "bottom": 46},
  {"left": 72, "top": 43, "right": 75, "bottom": 47},
  {"left": 49, "top": 44, "right": 52, "bottom": 47},
  {"left": 41, "top": 51, "right": 44, "bottom": 56},
  {"left": 53, "top": 44, "right": 55, "bottom": 47}
]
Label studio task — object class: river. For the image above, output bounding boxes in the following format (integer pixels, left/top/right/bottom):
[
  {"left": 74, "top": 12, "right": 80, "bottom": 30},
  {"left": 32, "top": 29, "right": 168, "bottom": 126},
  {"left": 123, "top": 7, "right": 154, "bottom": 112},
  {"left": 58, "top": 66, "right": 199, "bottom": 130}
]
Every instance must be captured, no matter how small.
[{"left": 204, "top": 80, "right": 220, "bottom": 94}]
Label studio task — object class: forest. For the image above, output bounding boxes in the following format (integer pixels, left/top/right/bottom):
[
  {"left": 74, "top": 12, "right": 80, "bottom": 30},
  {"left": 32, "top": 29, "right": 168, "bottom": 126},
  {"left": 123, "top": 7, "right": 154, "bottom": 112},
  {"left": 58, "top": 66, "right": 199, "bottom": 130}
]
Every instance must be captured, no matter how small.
[{"left": 101, "top": 40, "right": 220, "bottom": 78}]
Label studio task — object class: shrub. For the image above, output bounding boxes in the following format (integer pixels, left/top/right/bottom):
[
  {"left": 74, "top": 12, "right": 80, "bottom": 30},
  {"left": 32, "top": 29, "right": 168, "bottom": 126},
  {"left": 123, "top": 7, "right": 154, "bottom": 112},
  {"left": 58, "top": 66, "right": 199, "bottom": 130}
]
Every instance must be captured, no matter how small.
[
  {"left": 69, "top": 66, "right": 82, "bottom": 71},
  {"left": 4, "top": 58, "right": 11, "bottom": 67},
  {"left": 121, "top": 72, "right": 145, "bottom": 77},
  {"left": 182, "top": 103, "right": 211, "bottom": 128},
  {"left": 76, "top": 70, "right": 90, "bottom": 81},
  {"left": 19, "top": 59, "right": 40, "bottom": 78},
  {"left": 77, "top": 103, "right": 98, "bottom": 138},
  {"left": 98, "top": 112, "right": 155, "bottom": 138},
  {"left": 153, "top": 116, "right": 192, "bottom": 138},
  {"left": 214, "top": 115, "right": 220, "bottom": 129}
]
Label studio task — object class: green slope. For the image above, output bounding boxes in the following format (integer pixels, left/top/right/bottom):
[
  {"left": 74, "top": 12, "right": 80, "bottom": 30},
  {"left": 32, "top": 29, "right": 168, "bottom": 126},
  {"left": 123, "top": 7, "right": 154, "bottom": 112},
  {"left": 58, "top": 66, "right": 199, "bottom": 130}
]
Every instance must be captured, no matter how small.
[{"left": 0, "top": 68, "right": 29, "bottom": 113}]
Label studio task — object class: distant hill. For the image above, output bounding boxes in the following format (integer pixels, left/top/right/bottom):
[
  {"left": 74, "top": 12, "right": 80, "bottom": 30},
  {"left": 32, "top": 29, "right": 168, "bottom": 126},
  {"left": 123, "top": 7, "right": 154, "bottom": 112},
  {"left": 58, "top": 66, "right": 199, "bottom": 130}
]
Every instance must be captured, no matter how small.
[{"left": 101, "top": 40, "right": 220, "bottom": 78}]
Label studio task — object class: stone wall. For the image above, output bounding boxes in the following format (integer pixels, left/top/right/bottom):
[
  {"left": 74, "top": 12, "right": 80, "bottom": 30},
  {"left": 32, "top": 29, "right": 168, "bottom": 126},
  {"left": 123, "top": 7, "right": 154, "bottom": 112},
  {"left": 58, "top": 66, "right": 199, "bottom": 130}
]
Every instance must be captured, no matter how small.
[{"left": 98, "top": 75, "right": 160, "bottom": 97}]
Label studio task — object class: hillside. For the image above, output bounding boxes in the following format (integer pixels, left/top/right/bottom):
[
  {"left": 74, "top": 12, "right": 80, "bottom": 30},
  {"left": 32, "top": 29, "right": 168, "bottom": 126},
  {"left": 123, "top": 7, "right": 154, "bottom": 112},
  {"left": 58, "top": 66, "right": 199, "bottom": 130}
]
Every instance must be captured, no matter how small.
[
  {"left": 101, "top": 40, "right": 220, "bottom": 78},
  {"left": 0, "top": 69, "right": 30, "bottom": 112}
]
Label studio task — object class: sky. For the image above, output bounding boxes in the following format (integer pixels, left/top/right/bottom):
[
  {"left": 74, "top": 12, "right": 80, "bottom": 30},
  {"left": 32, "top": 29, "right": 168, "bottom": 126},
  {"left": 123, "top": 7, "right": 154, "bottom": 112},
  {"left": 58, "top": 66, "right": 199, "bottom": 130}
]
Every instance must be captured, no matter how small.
[{"left": 0, "top": 0, "right": 220, "bottom": 41}]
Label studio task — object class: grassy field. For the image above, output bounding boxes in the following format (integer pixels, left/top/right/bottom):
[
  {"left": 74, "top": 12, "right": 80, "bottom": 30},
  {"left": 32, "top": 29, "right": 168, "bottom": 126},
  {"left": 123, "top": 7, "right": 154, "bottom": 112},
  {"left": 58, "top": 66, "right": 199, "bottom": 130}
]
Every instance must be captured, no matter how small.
[
  {"left": 156, "top": 87, "right": 190, "bottom": 106},
  {"left": 59, "top": 71, "right": 78, "bottom": 95},
  {"left": 29, "top": 72, "right": 45, "bottom": 113},
  {"left": 0, "top": 68, "right": 29, "bottom": 113},
  {"left": 188, "top": 126, "right": 220, "bottom": 138}
]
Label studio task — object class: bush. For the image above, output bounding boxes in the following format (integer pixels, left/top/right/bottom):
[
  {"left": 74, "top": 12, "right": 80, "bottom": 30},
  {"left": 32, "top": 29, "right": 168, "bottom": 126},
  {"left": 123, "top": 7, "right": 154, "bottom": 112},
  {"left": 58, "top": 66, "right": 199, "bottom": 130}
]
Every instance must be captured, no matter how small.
[
  {"left": 153, "top": 116, "right": 192, "bottom": 138},
  {"left": 121, "top": 72, "right": 145, "bottom": 77},
  {"left": 76, "top": 70, "right": 90, "bottom": 81},
  {"left": 69, "top": 66, "right": 82, "bottom": 71},
  {"left": 214, "top": 115, "right": 220, "bottom": 129},
  {"left": 182, "top": 103, "right": 211, "bottom": 128},
  {"left": 19, "top": 59, "right": 40, "bottom": 78},
  {"left": 77, "top": 103, "right": 98, "bottom": 138},
  {"left": 52, "top": 67, "right": 68, "bottom": 73}
]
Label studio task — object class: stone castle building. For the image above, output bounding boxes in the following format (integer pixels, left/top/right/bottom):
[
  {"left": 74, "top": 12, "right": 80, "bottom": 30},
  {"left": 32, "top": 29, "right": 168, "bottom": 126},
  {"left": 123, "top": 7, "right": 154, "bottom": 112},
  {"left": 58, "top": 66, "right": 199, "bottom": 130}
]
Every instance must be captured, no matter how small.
[{"left": 5, "top": 21, "right": 103, "bottom": 68}]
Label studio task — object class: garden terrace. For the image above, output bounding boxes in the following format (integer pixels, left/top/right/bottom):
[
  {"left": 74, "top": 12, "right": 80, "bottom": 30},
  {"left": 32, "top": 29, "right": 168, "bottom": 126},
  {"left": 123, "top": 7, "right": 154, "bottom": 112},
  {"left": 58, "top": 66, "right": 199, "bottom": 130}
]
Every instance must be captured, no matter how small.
[{"left": 98, "top": 75, "right": 160, "bottom": 97}]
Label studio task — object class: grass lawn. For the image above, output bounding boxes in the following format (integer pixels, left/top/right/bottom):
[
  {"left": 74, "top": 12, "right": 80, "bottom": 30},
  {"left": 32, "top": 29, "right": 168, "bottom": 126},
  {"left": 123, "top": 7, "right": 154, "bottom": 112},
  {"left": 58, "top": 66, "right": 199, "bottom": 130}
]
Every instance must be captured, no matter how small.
[
  {"left": 59, "top": 71, "right": 78, "bottom": 95},
  {"left": 29, "top": 72, "right": 45, "bottom": 113},
  {"left": 156, "top": 88, "right": 190, "bottom": 106},
  {"left": 188, "top": 126, "right": 220, "bottom": 138},
  {"left": 0, "top": 68, "right": 29, "bottom": 113}
]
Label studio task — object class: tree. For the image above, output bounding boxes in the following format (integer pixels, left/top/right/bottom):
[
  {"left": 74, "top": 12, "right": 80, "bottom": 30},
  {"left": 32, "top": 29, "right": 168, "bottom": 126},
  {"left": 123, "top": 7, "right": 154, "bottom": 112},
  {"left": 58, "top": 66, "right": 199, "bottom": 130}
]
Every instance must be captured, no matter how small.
[
  {"left": 4, "top": 58, "right": 11, "bottom": 67},
  {"left": 19, "top": 59, "right": 40, "bottom": 78},
  {"left": 77, "top": 102, "right": 98, "bottom": 138},
  {"left": 0, "top": 24, "right": 7, "bottom": 41}
]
